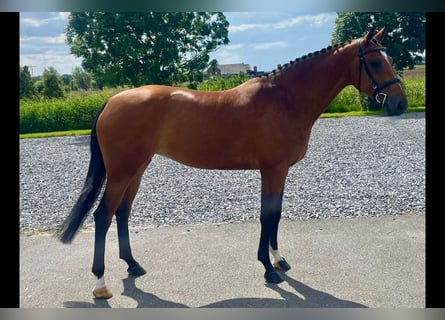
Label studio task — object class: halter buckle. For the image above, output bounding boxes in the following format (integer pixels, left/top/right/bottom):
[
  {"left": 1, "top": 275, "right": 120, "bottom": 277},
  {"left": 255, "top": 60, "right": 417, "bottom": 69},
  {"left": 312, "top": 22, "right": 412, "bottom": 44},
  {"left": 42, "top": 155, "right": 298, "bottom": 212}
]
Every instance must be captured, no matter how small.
[{"left": 375, "top": 92, "right": 388, "bottom": 105}]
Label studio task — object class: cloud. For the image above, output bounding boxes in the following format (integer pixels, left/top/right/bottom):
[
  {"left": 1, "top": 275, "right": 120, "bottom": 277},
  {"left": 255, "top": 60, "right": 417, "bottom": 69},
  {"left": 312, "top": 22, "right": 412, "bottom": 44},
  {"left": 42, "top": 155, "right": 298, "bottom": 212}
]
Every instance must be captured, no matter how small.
[
  {"left": 20, "top": 52, "right": 82, "bottom": 76},
  {"left": 224, "top": 44, "right": 246, "bottom": 51},
  {"left": 253, "top": 41, "right": 288, "bottom": 50},
  {"left": 229, "top": 13, "right": 336, "bottom": 33},
  {"left": 20, "top": 34, "right": 69, "bottom": 58},
  {"left": 211, "top": 41, "right": 289, "bottom": 68},
  {"left": 311, "top": 13, "right": 336, "bottom": 26},
  {"left": 211, "top": 44, "right": 247, "bottom": 65},
  {"left": 21, "top": 34, "right": 67, "bottom": 45},
  {"left": 20, "top": 12, "right": 69, "bottom": 28},
  {"left": 21, "top": 17, "right": 48, "bottom": 28}
]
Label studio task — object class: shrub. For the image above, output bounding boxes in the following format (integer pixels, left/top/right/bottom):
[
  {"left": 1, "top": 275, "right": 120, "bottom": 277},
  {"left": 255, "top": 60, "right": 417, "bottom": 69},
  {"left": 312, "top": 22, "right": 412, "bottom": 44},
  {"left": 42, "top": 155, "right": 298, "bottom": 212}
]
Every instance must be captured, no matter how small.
[
  {"left": 20, "top": 88, "right": 121, "bottom": 134},
  {"left": 325, "top": 86, "right": 363, "bottom": 113},
  {"left": 402, "top": 78, "right": 425, "bottom": 108}
]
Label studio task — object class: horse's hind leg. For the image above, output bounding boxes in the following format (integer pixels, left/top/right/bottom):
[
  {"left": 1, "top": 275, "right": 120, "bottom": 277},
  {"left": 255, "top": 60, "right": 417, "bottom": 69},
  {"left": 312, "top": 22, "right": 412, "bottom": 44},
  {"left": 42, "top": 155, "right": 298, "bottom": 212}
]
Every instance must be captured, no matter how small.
[
  {"left": 116, "top": 171, "right": 147, "bottom": 277},
  {"left": 91, "top": 191, "right": 118, "bottom": 299},
  {"left": 91, "top": 178, "right": 135, "bottom": 299}
]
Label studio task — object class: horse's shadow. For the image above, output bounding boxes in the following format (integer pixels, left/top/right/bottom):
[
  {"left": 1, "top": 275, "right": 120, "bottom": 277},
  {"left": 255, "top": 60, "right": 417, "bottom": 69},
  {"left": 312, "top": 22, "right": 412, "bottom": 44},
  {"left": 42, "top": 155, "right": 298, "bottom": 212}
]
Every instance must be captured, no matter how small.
[{"left": 63, "top": 273, "right": 367, "bottom": 308}]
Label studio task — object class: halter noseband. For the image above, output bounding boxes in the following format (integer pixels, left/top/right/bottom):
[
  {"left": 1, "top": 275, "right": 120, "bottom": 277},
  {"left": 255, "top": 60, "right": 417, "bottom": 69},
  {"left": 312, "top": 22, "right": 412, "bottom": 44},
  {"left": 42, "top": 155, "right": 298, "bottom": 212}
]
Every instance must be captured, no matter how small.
[{"left": 357, "top": 38, "right": 401, "bottom": 105}]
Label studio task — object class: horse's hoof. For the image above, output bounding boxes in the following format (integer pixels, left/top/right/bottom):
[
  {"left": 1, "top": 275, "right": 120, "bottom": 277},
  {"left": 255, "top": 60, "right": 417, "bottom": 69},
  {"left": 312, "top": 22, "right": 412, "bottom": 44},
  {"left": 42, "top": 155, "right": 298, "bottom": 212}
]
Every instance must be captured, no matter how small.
[
  {"left": 127, "top": 262, "right": 146, "bottom": 277},
  {"left": 93, "top": 286, "right": 113, "bottom": 299},
  {"left": 273, "top": 257, "right": 291, "bottom": 272},
  {"left": 264, "top": 270, "right": 284, "bottom": 284}
]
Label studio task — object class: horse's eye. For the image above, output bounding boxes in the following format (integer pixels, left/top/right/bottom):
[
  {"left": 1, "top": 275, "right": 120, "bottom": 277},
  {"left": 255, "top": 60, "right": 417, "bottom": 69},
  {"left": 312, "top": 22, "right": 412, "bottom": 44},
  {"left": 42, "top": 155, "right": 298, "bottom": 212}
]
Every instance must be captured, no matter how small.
[{"left": 370, "top": 60, "right": 381, "bottom": 69}]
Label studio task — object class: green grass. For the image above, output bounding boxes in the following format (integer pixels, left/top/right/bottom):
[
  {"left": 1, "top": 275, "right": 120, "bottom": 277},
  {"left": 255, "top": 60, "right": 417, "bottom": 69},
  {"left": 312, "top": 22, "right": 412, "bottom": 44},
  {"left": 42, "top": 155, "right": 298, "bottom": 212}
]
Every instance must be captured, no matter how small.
[{"left": 20, "top": 129, "right": 92, "bottom": 139}]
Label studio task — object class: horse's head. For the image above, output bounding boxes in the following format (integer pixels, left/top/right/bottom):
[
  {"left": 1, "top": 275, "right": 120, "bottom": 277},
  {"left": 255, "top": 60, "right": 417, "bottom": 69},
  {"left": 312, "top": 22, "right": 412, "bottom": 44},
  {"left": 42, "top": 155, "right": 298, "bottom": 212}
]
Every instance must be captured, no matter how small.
[{"left": 355, "top": 28, "right": 408, "bottom": 116}]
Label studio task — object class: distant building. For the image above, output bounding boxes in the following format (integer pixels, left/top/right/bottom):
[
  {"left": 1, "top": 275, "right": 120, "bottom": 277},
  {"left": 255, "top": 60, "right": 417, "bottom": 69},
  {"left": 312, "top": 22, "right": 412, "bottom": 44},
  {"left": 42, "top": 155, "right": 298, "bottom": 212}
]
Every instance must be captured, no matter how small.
[
  {"left": 210, "top": 63, "right": 266, "bottom": 78},
  {"left": 215, "top": 63, "right": 251, "bottom": 76}
]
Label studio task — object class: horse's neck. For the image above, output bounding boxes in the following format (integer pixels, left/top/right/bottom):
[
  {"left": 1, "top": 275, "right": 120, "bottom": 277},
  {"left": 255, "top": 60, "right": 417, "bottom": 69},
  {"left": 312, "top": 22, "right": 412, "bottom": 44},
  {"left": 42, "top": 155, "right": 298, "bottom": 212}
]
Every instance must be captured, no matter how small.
[{"left": 271, "top": 42, "right": 357, "bottom": 122}]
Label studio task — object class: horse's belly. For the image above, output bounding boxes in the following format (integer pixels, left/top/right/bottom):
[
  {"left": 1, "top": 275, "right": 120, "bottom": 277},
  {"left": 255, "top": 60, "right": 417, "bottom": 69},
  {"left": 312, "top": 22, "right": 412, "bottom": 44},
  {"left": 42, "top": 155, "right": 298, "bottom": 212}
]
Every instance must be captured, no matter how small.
[{"left": 156, "top": 138, "right": 261, "bottom": 170}]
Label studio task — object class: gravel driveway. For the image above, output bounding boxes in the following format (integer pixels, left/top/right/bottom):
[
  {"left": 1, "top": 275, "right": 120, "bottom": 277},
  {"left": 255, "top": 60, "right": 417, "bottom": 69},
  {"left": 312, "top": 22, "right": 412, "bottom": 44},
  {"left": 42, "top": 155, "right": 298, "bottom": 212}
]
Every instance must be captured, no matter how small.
[{"left": 19, "top": 112, "right": 425, "bottom": 233}]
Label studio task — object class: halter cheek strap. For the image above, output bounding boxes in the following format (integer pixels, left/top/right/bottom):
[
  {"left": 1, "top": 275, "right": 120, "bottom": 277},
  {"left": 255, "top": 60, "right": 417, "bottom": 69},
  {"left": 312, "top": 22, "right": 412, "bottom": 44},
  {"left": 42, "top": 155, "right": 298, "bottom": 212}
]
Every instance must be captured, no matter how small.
[{"left": 357, "top": 39, "right": 401, "bottom": 105}]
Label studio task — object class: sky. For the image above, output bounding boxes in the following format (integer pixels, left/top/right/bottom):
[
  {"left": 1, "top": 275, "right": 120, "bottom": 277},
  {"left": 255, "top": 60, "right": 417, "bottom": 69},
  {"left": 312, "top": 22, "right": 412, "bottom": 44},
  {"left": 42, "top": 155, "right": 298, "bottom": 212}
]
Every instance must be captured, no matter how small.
[{"left": 19, "top": 12, "right": 338, "bottom": 77}]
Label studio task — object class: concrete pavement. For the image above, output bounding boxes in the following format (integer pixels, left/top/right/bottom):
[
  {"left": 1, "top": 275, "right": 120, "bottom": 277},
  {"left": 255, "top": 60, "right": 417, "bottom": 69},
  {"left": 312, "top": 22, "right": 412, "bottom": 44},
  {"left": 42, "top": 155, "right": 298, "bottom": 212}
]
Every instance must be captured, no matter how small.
[{"left": 20, "top": 213, "right": 425, "bottom": 308}]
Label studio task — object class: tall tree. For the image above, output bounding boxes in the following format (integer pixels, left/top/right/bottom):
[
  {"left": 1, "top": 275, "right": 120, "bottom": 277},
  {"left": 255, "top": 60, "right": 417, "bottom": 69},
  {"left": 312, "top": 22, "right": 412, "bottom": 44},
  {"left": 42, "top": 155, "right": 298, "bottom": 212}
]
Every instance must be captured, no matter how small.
[
  {"left": 20, "top": 66, "right": 37, "bottom": 99},
  {"left": 65, "top": 12, "right": 229, "bottom": 87},
  {"left": 42, "top": 67, "right": 65, "bottom": 99},
  {"left": 332, "top": 12, "right": 425, "bottom": 71},
  {"left": 72, "top": 66, "right": 92, "bottom": 90}
]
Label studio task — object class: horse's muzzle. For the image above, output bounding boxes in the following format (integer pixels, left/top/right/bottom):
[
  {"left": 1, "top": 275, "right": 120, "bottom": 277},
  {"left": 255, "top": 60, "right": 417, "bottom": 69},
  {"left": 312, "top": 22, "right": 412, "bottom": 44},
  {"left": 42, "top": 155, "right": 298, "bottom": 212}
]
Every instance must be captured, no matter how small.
[{"left": 383, "top": 95, "right": 408, "bottom": 116}]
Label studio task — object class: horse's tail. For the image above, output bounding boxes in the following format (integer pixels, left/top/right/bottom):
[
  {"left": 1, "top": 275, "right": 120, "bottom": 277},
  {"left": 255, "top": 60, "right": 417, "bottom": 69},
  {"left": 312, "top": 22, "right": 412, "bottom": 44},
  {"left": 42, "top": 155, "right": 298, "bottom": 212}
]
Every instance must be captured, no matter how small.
[{"left": 56, "top": 102, "right": 108, "bottom": 244}]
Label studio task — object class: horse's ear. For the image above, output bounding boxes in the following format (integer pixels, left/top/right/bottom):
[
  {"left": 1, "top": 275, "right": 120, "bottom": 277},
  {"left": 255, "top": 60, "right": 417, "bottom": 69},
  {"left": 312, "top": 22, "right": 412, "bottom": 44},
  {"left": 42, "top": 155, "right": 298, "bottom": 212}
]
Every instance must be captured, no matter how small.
[
  {"left": 365, "top": 27, "right": 376, "bottom": 44},
  {"left": 373, "top": 27, "right": 386, "bottom": 42}
]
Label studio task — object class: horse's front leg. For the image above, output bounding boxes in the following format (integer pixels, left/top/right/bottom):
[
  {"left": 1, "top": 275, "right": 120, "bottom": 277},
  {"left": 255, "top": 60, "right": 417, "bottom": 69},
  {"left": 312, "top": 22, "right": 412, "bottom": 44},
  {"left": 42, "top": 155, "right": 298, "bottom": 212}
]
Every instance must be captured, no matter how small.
[
  {"left": 258, "top": 167, "right": 291, "bottom": 283},
  {"left": 258, "top": 192, "right": 291, "bottom": 283},
  {"left": 268, "top": 202, "right": 291, "bottom": 273}
]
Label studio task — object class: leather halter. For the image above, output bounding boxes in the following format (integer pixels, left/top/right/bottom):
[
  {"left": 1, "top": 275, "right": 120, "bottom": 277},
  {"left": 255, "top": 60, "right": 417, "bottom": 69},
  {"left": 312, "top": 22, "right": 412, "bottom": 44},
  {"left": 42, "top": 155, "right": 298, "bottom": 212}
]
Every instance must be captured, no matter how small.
[{"left": 357, "top": 38, "right": 401, "bottom": 105}]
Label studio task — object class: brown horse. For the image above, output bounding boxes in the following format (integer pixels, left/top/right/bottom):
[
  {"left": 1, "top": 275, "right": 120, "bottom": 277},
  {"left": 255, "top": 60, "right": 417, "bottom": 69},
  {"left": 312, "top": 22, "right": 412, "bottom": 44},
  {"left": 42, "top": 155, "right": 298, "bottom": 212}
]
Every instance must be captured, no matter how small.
[{"left": 57, "top": 28, "right": 407, "bottom": 299}]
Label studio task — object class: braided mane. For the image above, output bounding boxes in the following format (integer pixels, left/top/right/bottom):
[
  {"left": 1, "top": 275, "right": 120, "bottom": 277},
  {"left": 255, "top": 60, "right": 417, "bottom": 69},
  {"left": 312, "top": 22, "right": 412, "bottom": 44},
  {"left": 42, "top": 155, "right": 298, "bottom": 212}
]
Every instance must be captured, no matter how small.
[{"left": 260, "top": 40, "right": 353, "bottom": 78}]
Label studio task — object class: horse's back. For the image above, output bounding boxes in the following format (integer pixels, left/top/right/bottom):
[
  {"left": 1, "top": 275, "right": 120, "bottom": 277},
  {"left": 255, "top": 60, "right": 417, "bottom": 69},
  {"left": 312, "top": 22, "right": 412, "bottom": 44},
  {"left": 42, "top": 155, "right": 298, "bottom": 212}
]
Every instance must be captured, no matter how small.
[{"left": 96, "top": 85, "right": 230, "bottom": 145}]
